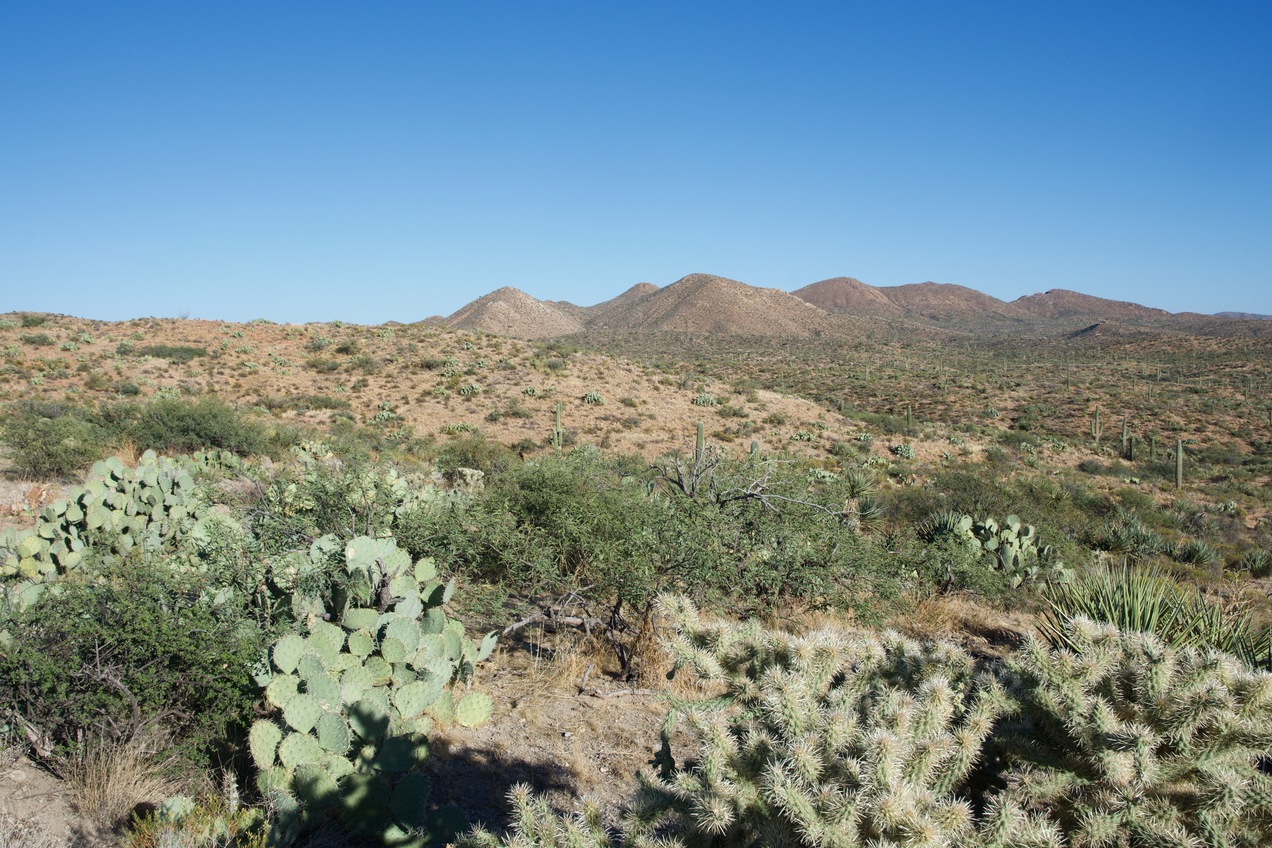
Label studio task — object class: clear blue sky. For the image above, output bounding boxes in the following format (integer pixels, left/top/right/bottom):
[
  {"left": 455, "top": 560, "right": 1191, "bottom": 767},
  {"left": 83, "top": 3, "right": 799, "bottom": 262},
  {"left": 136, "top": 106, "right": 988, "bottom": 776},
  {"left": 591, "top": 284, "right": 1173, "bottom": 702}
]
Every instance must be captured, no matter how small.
[{"left": 2, "top": 1, "right": 1269, "bottom": 323}]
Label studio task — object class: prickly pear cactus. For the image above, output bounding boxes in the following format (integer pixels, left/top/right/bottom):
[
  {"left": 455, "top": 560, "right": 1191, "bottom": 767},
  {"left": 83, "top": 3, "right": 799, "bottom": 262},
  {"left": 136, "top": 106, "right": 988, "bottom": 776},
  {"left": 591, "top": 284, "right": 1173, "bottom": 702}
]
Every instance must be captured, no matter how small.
[
  {"left": 920, "top": 511, "right": 1070, "bottom": 588},
  {"left": 0, "top": 450, "right": 236, "bottom": 605},
  {"left": 252, "top": 535, "right": 496, "bottom": 847}
]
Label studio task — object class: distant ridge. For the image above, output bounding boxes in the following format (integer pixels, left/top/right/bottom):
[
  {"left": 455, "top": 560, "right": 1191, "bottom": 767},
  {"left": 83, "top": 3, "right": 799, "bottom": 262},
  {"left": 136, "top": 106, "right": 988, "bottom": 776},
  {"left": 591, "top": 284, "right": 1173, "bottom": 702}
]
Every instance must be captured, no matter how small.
[
  {"left": 876, "top": 281, "right": 1026, "bottom": 323},
  {"left": 1214, "top": 311, "right": 1272, "bottom": 320},
  {"left": 587, "top": 273, "right": 828, "bottom": 335},
  {"left": 435, "top": 273, "right": 1259, "bottom": 340},
  {"left": 445, "top": 286, "right": 584, "bottom": 338},
  {"left": 1012, "top": 289, "right": 1168, "bottom": 321},
  {"left": 579, "top": 282, "right": 661, "bottom": 320}
]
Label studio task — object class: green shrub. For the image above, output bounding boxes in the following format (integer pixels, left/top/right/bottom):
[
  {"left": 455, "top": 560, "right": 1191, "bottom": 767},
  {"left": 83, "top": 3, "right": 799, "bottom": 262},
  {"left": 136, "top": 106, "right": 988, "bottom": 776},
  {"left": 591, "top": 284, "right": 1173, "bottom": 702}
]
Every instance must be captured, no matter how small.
[
  {"left": 260, "top": 394, "right": 350, "bottom": 413},
  {"left": 20, "top": 332, "right": 53, "bottom": 347},
  {"left": 137, "top": 345, "right": 206, "bottom": 363},
  {"left": 100, "top": 397, "right": 272, "bottom": 456},
  {"left": 303, "top": 357, "right": 341, "bottom": 374},
  {"left": 0, "top": 402, "right": 106, "bottom": 477},
  {"left": 429, "top": 433, "right": 515, "bottom": 475},
  {"left": 0, "top": 559, "right": 265, "bottom": 766}
]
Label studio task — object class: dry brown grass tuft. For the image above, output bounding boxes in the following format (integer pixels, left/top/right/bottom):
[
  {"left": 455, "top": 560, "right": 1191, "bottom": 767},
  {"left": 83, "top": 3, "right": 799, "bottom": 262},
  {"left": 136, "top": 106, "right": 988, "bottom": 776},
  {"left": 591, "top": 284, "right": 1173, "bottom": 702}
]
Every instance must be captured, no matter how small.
[
  {"left": 0, "top": 734, "right": 20, "bottom": 775},
  {"left": 59, "top": 737, "right": 183, "bottom": 829},
  {"left": 889, "top": 593, "right": 1036, "bottom": 659}
]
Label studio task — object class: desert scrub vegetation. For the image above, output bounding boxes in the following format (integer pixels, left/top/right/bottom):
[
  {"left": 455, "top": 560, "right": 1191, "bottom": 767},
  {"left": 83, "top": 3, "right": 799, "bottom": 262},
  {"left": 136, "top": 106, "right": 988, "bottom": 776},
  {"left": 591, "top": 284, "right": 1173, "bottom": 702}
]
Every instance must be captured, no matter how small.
[
  {"left": 0, "top": 396, "right": 293, "bottom": 477},
  {"left": 465, "top": 598, "right": 1272, "bottom": 848},
  {"left": 1, "top": 444, "right": 502, "bottom": 845},
  {"left": 1, "top": 431, "right": 1271, "bottom": 846}
]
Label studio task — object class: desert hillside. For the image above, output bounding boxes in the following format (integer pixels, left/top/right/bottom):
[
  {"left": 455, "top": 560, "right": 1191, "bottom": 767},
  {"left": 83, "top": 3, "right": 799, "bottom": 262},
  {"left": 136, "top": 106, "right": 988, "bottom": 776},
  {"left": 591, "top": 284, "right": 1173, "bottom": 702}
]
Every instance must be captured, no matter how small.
[
  {"left": 1011, "top": 288, "right": 1171, "bottom": 321},
  {"left": 445, "top": 287, "right": 586, "bottom": 339},
  {"left": 0, "top": 313, "right": 844, "bottom": 463}
]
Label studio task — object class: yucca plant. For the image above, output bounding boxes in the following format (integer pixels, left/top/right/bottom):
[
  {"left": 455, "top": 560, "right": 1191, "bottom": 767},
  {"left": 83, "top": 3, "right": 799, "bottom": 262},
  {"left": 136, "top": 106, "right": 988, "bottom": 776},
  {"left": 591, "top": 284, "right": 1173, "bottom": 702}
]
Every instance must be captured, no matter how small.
[
  {"left": 1239, "top": 548, "right": 1271, "bottom": 577},
  {"left": 918, "top": 510, "right": 973, "bottom": 544},
  {"left": 1096, "top": 516, "right": 1166, "bottom": 562},
  {"left": 1040, "top": 563, "right": 1272, "bottom": 669},
  {"left": 1174, "top": 537, "right": 1220, "bottom": 567}
]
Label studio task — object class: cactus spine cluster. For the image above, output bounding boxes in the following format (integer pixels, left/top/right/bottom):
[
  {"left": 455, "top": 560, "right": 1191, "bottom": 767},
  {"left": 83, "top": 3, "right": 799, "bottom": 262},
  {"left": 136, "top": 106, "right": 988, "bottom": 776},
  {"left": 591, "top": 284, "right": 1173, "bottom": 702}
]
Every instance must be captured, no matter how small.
[
  {"left": 252, "top": 535, "right": 495, "bottom": 847},
  {"left": 626, "top": 597, "right": 1058, "bottom": 848},
  {"left": 1000, "top": 618, "right": 1272, "bottom": 847}
]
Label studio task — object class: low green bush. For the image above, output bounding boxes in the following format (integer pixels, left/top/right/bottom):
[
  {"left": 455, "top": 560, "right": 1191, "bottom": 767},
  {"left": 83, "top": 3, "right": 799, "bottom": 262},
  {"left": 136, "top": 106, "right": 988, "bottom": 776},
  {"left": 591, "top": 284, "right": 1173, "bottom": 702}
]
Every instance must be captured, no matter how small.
[
  {"left": 0, "top": 401, "right": 105, "bottom": 478},
  {"left": 97, "top": 397, "right": 277, "bottom": 456},
  {"left": 0, "top": 558, "right": 265, "bottom": 767},
  {"left": 136, "top": 344, "right": 206, "bottom": 363}
]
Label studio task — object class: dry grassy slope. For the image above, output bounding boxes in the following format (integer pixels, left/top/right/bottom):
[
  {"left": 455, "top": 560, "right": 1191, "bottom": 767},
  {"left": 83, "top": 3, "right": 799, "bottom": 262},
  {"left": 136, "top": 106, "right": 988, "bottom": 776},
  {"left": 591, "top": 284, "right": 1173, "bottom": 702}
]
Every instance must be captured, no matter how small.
[
  {"left": 0, "top": 314, "right": 878, "bottom": 461},
  {"left": 790, "top": 277, "right": 902, "bottom": 317},
  {"left": 572, "top": 282, "right": 660, "bottom": 320},
  {"left": 1011, "top": 288, "right": 1171, "bottom": 321},
  {"left": 876, "top": 281, "right": 1031, "bottom": 325}
]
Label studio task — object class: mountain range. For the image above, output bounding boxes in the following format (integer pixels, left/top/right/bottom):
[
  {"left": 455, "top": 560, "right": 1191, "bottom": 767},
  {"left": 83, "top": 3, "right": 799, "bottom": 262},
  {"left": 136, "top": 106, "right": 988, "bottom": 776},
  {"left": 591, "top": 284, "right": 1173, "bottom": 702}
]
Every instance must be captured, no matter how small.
[{"left": 425, "top": 273, "right": 1262, "bottom": 339}]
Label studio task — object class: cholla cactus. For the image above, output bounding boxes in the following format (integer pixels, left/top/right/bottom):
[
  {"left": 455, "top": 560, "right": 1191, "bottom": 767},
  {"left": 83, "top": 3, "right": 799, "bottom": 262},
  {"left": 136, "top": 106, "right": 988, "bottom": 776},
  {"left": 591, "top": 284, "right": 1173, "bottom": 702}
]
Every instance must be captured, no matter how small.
[
  {"left": 997, "top": 617, "right": 1272, "bottom": 847},
  {"left": 462, "top": 786, "right": 610, "bottom": 848},
  {"left": 623, "top": 596, "right": 1060, "bottom": 848},
  {"left": 467, "top": 606, "right": 1272, "bottom": 848}
]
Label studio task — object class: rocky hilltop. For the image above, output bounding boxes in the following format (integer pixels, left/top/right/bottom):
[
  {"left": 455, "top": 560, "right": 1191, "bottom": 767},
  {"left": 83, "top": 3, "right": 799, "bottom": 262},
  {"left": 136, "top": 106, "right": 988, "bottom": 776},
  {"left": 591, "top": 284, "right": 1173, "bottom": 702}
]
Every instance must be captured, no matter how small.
[
  {"left": 1011, "top": 289, "right": 1170, "bottom": 321},
  {"left": 445, "top": 287, "right": 585, "bottom": 338}
]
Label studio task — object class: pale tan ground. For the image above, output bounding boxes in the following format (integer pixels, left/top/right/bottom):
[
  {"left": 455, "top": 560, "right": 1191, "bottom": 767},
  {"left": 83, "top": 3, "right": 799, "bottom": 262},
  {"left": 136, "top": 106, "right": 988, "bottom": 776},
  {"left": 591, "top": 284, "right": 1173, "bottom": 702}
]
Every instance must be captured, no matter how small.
[{"left": 0, "top": 755, "right": 108, "bottom": 847}]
